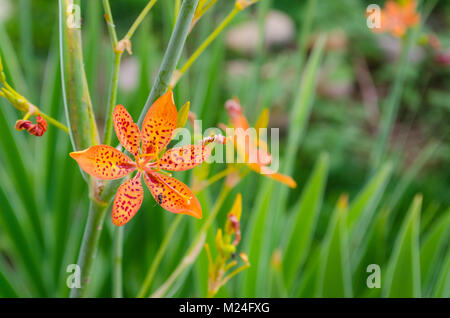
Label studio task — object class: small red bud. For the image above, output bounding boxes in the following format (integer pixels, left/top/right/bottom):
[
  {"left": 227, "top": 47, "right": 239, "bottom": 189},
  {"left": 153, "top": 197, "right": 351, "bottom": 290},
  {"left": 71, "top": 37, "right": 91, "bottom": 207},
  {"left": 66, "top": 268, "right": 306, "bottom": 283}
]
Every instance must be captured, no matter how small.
[{"left": 15, "top": 115, "right": 47, "bottom": 137}]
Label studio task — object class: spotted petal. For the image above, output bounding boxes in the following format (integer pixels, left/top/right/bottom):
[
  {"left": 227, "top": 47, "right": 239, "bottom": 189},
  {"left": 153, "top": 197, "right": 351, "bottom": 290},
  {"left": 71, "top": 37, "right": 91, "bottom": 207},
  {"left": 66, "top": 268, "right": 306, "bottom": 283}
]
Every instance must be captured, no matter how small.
[
  {"left": 113, "top": 104, "right": 141, "bottom": 157},
  {"left": 156, "top": 145, "right": 211, "bottom": 171},
  {"left": 70, "top": 145, "right": 136, "bottom": 180},
  {"left": 141, "top": 90, "right": 177, "bottom": 156},
  {"left": 143, "top": 171, "right": 202, "bottom": 218},
  {"left": 112, "top": 175, "right": 144, "bottom": 226}
]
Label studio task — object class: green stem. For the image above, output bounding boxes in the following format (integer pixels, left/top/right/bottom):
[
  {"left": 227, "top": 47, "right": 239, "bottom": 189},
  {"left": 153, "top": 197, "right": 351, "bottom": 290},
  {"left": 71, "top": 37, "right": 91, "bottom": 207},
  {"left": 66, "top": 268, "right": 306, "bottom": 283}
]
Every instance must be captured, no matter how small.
[
  {"left": 39, "top": 111, "right": 69, "bottom": 133},
  {"left": 102, "top": 0, "right": 121, "bottom": 145},
  {"left": 103, "top": 52, "right": 122, "bottom": 145},
  {"left": 125, "top": 0, "right": 158, "bottom": 40},
  {"left": 174, "top": 0, "right": 181, "bottom": 28},
  {"left": 137, "top": 214, "right": 183, "bottom": 298},
  {"left": 138, "top": 0, "right": 199, "bottom": 126},
  {"left": 102, "top": 0, "right": 125, "bottom": 298},
  {"left": 370, "top": 26, "right": 419, "bottom": 171},
  {"left": 150, "top": 186, "right": 230, "bottom": 297},
  {"left": 59, "top": 0, "right": 100, "bottom": 151},
  {"left": 172, "top": 6, "right": 240, "bottom": 87},
  {"left": 103, "top": 0, "right": 158, "bottom": 145},
  {"left": 69, "top": 201, "right": 109, "bottom": 298},
  {"left": 196, "top": 166, "right": 236, "bottom": 192},
  {"left": 113, "top": 226, "right": 124, "bottom": 298},
  {"left": 102, "top": 0, "right": 118, "bottom": 45}
]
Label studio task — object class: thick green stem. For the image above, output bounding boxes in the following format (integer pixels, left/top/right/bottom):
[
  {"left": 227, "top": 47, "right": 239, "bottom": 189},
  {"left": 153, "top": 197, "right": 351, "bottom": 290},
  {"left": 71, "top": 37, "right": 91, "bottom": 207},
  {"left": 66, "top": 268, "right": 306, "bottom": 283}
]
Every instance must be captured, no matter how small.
[
  {"left": 59, "top": 0, "right": 100, "bottom": 150},
  {"left": 69, "top": 201, "right": 109, "bottom": 298},
  {"left": 113, "top": 226, "right": 124, "bottom": 298},
  {"left": 150, "top": 186, "right": 230, "bottom": 298},
  {"left": 138, "top": 0, "right": 199, "bottom": 126}
]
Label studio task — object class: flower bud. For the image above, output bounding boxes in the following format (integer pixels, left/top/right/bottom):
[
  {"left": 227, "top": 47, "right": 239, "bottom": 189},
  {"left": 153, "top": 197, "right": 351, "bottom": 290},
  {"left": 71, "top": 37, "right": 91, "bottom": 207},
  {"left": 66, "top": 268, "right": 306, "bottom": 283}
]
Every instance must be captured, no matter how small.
[{"left": 15, "top": 115, "right": 47, "bottom": 137}]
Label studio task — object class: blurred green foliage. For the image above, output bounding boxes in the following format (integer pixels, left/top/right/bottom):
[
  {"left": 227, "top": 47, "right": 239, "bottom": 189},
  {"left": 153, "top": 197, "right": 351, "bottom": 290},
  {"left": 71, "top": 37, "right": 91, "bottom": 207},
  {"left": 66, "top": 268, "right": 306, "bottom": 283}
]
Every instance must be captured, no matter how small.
[{"left": 0, "top": 0, "right": 449, "bottom": 297}]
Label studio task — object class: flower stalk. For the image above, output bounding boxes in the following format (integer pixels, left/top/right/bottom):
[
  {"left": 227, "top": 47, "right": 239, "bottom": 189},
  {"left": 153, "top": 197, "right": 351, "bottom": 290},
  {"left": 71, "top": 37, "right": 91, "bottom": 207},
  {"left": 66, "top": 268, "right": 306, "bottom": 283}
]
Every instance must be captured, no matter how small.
[
  {"left": 0, "top": 54, "right": 68, "bottom": 134},
  {"left": 69, "top": 201, "right": 109, "bottom": 298},
  {"left": 137, "top": 214, "right": 183, "bottom": 298},
  {"left": 171, "top": 0, "right": 259, "bottom": 87},
  {"left": 138, "top": 0, "right": 200, "bottom": 126},
  {"left": 150, "top": 185, "right": 231, "bottom": 298},
  {"left": 103, "top": 0, "right": 158, "bottom": 145}
]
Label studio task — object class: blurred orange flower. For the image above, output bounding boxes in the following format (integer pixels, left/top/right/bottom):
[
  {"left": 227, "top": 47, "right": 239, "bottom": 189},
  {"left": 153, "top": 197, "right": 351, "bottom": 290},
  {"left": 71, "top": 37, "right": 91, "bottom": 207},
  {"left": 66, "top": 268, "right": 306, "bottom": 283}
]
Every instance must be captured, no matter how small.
[
  {"left": 224, "top": 98, "right": 297, "bottom": 188},
  {"left": 375, "top": 0, "right": 420, "bottom": 37}
]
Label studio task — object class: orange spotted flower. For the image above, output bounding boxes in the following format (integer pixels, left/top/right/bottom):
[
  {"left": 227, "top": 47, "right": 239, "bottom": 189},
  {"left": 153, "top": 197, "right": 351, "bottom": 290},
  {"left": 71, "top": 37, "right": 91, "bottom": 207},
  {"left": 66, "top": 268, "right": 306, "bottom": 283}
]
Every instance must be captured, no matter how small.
[
  {"left": 375, "top": 0, "right": 420, "bottom": 37},
  {"left": 70, "top": 90, "right": 216, "bottom": 226},
  {"left": 224, "top": 98, "right": 296, "bottom": 188}
]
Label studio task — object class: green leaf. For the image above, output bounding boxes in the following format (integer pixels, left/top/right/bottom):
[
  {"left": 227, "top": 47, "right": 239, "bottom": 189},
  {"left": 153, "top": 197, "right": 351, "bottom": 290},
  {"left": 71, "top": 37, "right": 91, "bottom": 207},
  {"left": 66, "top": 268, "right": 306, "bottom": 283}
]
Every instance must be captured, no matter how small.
[
  {"left": 347, "top": 163, "right": 392, "bottom": 270},
  {"left": 388, "top": 142, "right": 439, "bottom": 211},
  {"left": 295, "top": 245, "right": 320, "bottom": 297},
  {"left": 283, "top": 153, "right": 329, "bottom": 291},
  {"left": 317, "top": 195, "right": 353, "bottom": 297},
  {"left": 432, "top": 250, "right": 450, "bottom": 298},
  {"left": 420, "top": 208, "right": 450, "bottom": 295},
  {"left": 177, "top": 101, "right": 190, "bottom": 128},
  {"left": 383, "top": 195, "right": 422, "bottom": 297},
  {"left": 347, "top": 162, "right": 392, "bottom": 231}
]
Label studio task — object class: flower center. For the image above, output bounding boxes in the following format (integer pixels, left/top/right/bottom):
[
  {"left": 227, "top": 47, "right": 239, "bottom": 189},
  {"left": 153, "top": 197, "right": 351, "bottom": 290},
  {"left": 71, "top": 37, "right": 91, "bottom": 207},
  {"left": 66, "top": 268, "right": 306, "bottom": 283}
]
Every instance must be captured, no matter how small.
[{"left": 135, "top": 153, "right": 154, "bottom": 172}]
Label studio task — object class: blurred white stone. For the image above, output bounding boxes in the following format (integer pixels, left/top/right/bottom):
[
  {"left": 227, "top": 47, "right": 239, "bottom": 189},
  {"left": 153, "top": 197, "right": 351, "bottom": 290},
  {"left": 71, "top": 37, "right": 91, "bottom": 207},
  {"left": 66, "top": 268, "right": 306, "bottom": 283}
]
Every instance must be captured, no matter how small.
[
  {"left": 0, "top": 0, "right": 12, "bottom": 23},
  {"left": 226, "top": 10, "right": 295, "bottom": 56},
  {"left": 119, "top": 57, "right": 139, "bottom": 92}
]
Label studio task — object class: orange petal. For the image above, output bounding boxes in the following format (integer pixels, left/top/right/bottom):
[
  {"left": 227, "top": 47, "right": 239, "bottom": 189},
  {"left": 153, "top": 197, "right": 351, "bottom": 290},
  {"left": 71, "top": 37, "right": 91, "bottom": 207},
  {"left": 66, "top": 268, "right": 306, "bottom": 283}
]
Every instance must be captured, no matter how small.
[
  {"left": 112, "top": 175, "right": 144, "bottom": 226},
  {"left": 113, "top": 104, "right": 141, "bottom": 157},
  {"left": 248, "top": 163, "right": 297, "bottom": 188},
  {"left": 156, "top": 145, "right": 211, "bottom": 171},
  {"left": 69, "top": 145, "right": 136, "bottom": 180},
  {"left": 143, "top": 171, "right": 202, "bottom": 218},
  {"left": 235, "top": 135, "right": 272, "bottom": 166},
  {"left": 141, "top": 90, "right": 177, "bottom": 155},
  {"left": 225, "top": 98, "right": 250, "bottom": 130}
]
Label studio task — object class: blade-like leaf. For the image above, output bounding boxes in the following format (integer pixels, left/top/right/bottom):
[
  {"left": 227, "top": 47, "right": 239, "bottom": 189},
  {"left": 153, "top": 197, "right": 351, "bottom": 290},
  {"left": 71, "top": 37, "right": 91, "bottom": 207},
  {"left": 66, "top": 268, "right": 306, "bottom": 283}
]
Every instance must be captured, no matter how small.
[
  {"left": 432, "top": 250, "right": 450, "bottom": 298},
  {"left": 283, "top": 153, "right": 329, "bottom": 291},
  {"left": 383, "top": 195, "right": 422, "bottom": 297},
  {"left": 420, "top": 208, "right": 450, "bottom": 295},
  {"left": 347, "top": 162, "right": 392, "bottom": 231},
  {"left": 317, "top": 195, "right": 353, "bottom": 297}
]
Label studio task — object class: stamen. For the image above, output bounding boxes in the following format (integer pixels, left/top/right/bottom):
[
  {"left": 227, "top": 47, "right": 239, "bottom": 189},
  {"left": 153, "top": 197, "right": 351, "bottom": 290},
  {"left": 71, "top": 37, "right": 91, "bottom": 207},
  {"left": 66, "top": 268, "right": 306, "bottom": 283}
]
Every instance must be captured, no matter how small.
[{"left": 201, "top": 134, "right": 228, "bottom": 145}]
